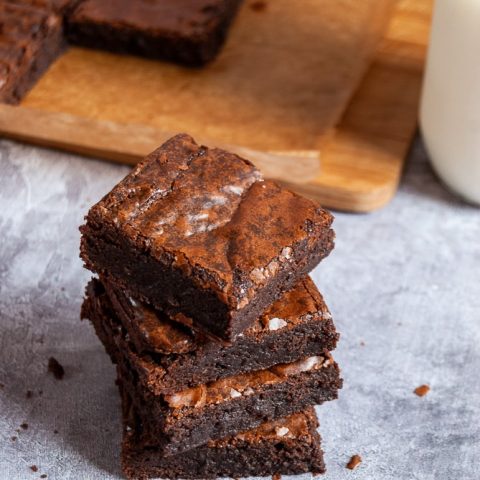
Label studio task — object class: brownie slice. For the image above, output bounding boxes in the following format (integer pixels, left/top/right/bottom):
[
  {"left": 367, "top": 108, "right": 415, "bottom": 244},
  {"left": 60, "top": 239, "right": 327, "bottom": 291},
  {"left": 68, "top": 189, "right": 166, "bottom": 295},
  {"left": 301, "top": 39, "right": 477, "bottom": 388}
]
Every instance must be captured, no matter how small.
[
  {"left": 67, "top": 0, "right": 243, "bottom": 66},
  {"left": 80, "top": 133, "right": 335, "bottom": 342},
  {"left": 121, "top": 391, "right": 326, "bottom": 480},
  {"left": 83, "top": 277, "right": 339, "bottom": 394},
  {"left": 118, "top": 353, "right": 340, "bottom": 456},
  {"left": 0, "top": 2, "right": 65, "bottom": 104}
]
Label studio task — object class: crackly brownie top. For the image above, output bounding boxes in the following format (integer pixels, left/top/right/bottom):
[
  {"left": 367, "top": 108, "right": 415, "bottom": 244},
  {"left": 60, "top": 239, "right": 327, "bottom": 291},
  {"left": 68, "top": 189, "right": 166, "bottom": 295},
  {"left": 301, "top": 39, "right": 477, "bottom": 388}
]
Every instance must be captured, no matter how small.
[
  {"left": 102, "top": 276, "right": 332, "bottom": 355},
  {"left": 86, "top": 133, "right": 333, "bottom": 306},
  {"left": 70, "top": 0, "right": 234, "bottom": 36}
]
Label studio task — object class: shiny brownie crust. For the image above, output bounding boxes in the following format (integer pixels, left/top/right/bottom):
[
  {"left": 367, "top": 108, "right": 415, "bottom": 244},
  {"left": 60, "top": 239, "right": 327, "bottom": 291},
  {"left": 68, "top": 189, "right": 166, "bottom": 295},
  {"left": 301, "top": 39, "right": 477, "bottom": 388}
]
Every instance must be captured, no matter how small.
[
  {"left": 83, "top": 277, "right": 339, "bottom": 394},
  {"left": 121, "top": 389, "right": 326, "bottom": 480},
  {"left": 80, "top": 133, "right": 335, "bottom": 342},
  {"left": 67, "top": 0, "right": 243, "bottom": 66}
]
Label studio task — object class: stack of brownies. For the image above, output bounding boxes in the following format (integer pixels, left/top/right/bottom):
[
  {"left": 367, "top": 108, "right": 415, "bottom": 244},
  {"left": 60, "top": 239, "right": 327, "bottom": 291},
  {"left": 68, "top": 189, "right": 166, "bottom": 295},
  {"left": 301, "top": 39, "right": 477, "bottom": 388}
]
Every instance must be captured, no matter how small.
[{"left": 80, "top": 133, "right": 342, "bottom": 479}]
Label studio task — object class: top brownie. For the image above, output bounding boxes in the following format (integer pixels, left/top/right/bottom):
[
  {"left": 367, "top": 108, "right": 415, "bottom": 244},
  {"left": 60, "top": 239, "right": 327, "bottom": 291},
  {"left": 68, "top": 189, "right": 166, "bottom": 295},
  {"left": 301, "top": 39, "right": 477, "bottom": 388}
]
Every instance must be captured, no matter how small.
[{"left": 80, "top": 134, "right": 334, "bottom": 342}]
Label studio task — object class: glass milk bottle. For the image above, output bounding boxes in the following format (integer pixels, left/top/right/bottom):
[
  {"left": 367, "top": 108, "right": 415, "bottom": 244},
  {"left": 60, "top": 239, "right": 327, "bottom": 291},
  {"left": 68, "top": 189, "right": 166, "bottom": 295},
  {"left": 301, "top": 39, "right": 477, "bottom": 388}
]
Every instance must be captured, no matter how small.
[{"left": 420, "top": 0, "right": 480, "bottom": 205}]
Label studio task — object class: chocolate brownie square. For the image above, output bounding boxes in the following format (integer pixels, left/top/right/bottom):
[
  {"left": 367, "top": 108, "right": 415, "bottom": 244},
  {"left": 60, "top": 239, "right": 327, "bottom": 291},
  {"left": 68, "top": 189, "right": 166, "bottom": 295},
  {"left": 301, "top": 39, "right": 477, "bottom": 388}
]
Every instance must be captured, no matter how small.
[
  {"left": 67, "top": 0, "right": 243, "bottom": 66},
  {"left": 82, "top": 276, "right": 339, "bottom": 393},
  {"left": 118, "top": 353, "right": 340, "bottom": 456},
  {"left": 0, "top": 2, "right": 65, "bottom": 104},
  {"left": 121, "top": 385, "right": 326, "bottom": 479},
  {"left": 80, "top": 134, "right": 335, "bottom": 342}
]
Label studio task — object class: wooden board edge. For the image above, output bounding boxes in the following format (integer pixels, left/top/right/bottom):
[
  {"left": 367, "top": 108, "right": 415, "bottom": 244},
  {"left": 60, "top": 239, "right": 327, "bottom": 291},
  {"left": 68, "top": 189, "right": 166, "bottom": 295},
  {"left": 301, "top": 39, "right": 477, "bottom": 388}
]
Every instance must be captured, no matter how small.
[{"left": 0, "top": 104, "right": 320, "bottom": 184}]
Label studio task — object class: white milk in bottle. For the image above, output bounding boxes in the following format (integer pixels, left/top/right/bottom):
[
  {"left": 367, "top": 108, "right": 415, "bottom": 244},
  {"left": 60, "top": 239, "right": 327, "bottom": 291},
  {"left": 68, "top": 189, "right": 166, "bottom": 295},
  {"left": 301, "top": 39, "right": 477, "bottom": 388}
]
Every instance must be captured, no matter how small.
[{"left": 420, "top": 0, "right": 480, "bottom": 205}]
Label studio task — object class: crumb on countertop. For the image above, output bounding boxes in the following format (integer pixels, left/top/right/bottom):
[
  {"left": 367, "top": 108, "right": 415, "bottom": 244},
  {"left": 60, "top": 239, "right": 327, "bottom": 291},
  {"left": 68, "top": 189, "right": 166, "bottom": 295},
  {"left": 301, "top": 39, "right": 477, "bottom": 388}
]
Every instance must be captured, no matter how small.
[
  {"left": 414, "top": 384, "right": 430, "bottom": 397},
  {"left": 48, "top": 357, "right": 65, "bottom": 380},
  {"left": 346, "top": 454, "right": 362, "bottom": 470}
]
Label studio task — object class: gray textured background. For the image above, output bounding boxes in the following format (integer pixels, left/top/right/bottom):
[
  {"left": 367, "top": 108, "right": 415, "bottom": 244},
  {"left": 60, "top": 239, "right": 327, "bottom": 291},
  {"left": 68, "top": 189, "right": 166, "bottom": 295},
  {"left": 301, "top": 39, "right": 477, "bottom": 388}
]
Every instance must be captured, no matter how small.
[{"left": 0, "top": 138, "right": 479, "bottom": 480}]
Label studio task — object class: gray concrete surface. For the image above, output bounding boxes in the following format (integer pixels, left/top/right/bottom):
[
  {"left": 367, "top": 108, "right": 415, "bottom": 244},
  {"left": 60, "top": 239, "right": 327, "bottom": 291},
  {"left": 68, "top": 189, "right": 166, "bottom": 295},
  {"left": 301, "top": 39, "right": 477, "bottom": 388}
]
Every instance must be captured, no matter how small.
[{"left": 0, "top": 138, "right": 479, "bottom": 480}]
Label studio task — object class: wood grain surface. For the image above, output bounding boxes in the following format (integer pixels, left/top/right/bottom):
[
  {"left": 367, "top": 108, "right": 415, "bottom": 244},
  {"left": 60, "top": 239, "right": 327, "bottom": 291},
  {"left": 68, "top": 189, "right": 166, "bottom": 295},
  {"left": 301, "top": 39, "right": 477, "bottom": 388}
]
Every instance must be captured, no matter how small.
[
  {"left": 0, "top": 104, "right": 320, "bottom": 184},
  {"left": 0, "top": 0, "right": 433, "bottom": 211},
  {"left": 21, "top": 0, "right": 394, "bottom": 152}
]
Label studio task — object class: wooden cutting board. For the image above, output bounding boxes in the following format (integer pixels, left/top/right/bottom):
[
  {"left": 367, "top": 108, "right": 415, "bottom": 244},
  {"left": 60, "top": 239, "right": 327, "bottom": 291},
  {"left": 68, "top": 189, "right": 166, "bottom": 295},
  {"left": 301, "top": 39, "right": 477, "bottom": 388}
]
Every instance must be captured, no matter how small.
[{"left": 0, "top": 0, "right": 432, "bottom": 212}]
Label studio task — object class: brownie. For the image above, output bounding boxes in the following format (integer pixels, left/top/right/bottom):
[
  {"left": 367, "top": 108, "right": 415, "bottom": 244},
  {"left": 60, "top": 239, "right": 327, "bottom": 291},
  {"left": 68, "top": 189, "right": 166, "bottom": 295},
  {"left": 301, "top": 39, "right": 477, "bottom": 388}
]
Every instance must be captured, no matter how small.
[
  {"left": 121, "top": 390, "right": 326, "bottom": 480},
  {"left": 0, "top": 2, "right": 65, "bottom": 104},
  {"left": 119, "top": 354, "right": 340, "bottom": 456},
  {"left": 83, "top": 276, "right": 339, "bottom": 394},
  {"left": 67, "top": 0, "right": 243, "bottom": 66},
  {"left": 80, "top": 134, "right": 335, "bottom": 342}
]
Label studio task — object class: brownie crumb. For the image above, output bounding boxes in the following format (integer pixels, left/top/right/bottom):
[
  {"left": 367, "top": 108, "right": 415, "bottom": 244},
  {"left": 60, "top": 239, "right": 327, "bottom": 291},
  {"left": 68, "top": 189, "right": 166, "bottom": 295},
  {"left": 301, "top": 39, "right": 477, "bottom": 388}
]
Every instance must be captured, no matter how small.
[
  {"left": 414, "top": 384, "right": 430, "bottom": 397},
  {"left": 20, "top": 422, "right": 28, "bottom": 430},
  {"left": 346, "top": 454, "right": 362, "bottom": 470},
  {"left": 360, "top": 341, "right": 365, "bottom": 346},
  {"left": 11, "top": 436, "right": 17, "bottom": 442},
  {"left": 26, "top": 390, "right": 33, "bottom": 399},
  {"left": 272, "top": 474, "right": 281, "bottom": 480},
  {"left": 0, "top": 383, "right": 4, "bottom": 388},
  {"left": 38, "top": 390, "right": 43, "bottom": 396},
  {"left": 41, "top": 475, "right": 47, "bottom": 478},
  {"left": 48, "top": 357, "right": 65, "bottom": 380},
  {"left": 250, "top": 1, "right": 267, "bottom": 12},
  {"left": 53, "top": 429, "right": 59, "bottom": 434},
  {"left": 30, "top": 465, "right": 38, "bottom": 472}
]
